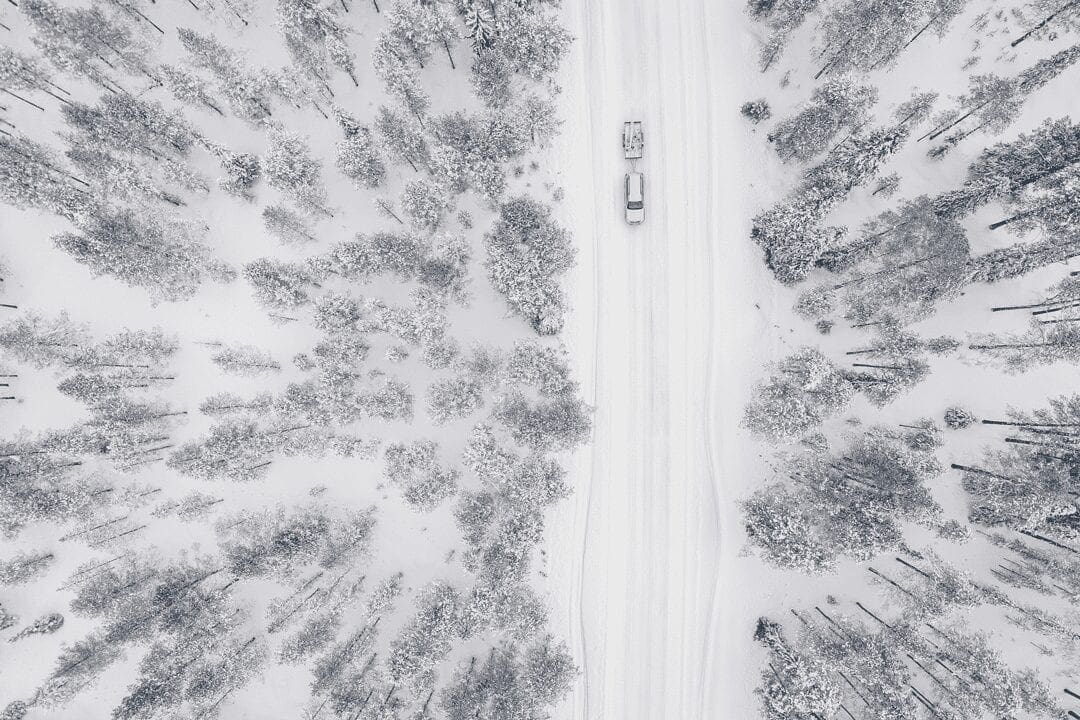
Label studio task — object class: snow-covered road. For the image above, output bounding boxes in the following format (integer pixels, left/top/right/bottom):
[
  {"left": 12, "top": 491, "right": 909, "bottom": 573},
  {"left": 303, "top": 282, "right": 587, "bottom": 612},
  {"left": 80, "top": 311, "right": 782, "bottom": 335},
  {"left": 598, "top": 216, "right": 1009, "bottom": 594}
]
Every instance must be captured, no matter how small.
[{"left": 547, "top": 0, "right": 782, "bottom": 717}]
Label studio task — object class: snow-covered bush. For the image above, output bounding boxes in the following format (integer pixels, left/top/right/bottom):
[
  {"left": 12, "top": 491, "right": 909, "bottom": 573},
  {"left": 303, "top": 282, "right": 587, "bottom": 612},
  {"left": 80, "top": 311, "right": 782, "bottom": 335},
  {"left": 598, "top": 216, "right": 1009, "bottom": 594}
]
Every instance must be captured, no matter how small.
[
  {"left": 740, "top": 98, "right": 772, "bottom": 124},
  {"left": 484, "top": 196, "right": 575, "bottom": 334}
]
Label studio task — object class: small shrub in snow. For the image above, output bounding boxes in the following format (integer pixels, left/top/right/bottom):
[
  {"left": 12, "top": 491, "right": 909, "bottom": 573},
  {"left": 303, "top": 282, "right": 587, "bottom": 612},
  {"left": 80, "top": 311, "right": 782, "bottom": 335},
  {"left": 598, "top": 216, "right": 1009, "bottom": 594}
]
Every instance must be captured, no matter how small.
[
  {"left": 11, "top": 612, "right": 64, "bottom": 641},
  {"left": 740, "top": 99, "right": 772, "bottom": 124},
  {"left": 1, "top": 700, "right": 27, "bottom": 720}
]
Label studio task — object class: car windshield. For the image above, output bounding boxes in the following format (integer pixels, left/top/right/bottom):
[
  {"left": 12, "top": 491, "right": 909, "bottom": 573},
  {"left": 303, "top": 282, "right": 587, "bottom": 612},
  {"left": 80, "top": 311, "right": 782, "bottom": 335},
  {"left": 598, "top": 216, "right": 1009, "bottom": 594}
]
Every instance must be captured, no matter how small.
[{"left": 628, "top": 201, "right": 643, "bottom": 210}]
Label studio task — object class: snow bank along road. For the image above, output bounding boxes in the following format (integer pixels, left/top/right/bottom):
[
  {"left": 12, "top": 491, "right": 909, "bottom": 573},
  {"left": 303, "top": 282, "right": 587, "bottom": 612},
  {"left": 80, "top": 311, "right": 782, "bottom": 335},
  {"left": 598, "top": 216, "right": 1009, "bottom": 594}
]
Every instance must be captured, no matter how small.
[{"left": 547, "top": 0, "right": 781, "bottom": 718}]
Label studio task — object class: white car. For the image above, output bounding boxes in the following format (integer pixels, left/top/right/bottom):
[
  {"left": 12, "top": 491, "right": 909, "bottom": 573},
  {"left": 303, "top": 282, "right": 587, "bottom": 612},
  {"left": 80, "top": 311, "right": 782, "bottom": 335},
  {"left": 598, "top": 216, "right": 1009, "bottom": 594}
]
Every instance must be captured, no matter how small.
[{"left": 625, "top": 171, "right": 644, "bottom": 225}]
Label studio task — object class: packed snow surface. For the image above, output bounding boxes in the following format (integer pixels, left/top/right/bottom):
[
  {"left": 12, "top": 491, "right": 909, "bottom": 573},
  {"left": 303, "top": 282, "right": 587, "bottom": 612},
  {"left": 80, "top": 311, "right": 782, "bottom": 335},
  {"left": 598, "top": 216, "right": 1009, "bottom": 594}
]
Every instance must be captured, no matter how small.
[{"left": 546, "top": 1, "right": 785, "bottom": 717}]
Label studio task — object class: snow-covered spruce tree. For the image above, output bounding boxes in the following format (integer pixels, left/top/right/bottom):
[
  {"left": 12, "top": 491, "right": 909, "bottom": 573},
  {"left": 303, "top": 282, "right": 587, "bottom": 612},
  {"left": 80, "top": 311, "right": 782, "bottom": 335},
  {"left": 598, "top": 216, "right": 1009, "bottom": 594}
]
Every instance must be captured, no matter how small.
[
  {"left": 944, "top": 406, "right": 977, "bottom": 429},
  {"left": 386, "top": 0, "right": 461, "bottom": 70},
  {"left": 0, "top": 133, "right": 93, "bottom": 221},
  {"left": 749, "top": 0, "right": 820, "bottom": 70},
  {"left": 10, "top": 613, "right": 64, "bottom": 643},
  {"left": 383, "top": 440, "right": 459, "bottom": 510},
  {"left": 60, "top": 91, "right": 210, "bottom": 207},
  {"left": 375, "top": 105, "right": 430, "bottom": 172},
  {"left": 755, "top": 607, "right": 1062, "bottom": 720},
  {"left": 956, "top": 395, "right": 1080, "bottom": 540},
  {"left": 426, "top": 105, "right": 537, "bottom": 197},
  {"left": 21, "top": 0, "right": 153, "bottom": 90},
  {"left": 934, "top": 117, "right": 1080, "bottom": 219},
  {"left": 925, "top": 44, "right": 1080, "bottom": 155},
  {"left": 243, "top": 257, "right": 316, "bottom": 310},
  {"left": 335, "top": 123, "right": 386, "bottom": 190},
  {"left": 462, "top": 0, "right": 496, "bottom": 54},
  {"left": 968, "top": 319, "right": 1080, "bottom": 372},
  {"left": 440, "top": 637, "right": 576, "bottom": 720},
  {"left": 159, "top": 64, "right": 226, "bottom": 117},
  {"left": 801, "top": 197, "right": 970, "bottom": 326},
  {"left": 814, "top": 0, "right": 968, "bottom": 78},
  {"left": 426, "top": 374, "right": 486, "bottom": 424},
  {"left": 0, "top": 312, "right": 88, "bottom": 368},
  {"left": 263, "top": 127, "right": 329, "bottom": 215},
  {"left": 754, "top": 119, "right": 910, "bottom": 283},
  {"left": 316, "top": 231, "right": 427, "bottom": 282},
  {"left": 219, "top": 506, "right": 375, "bottom": 577},
  {"left": 768, "top": 77, "right": 877, "bottom": 163},
  {"left": 841, "top": 326, "right": 957, "bottom": 406},
  {"left": 54, "top": 209, "right": 234, "bottom": 303},
  {"left": 211, "top": 344, "right": 281, "bottom": 375},
  {"left": 0, "top": 550, "right": 55, "bottom": 585},
  {"left": 471, "top": 48, "right": 515, "bottom": 107},
  {"left": 276, "top": 0, "right": 357, "bottom": 86},
  {"left": 490, "top": 0, "right": 571, "bottom": 82},
  {"left": 205, "top": 145, "right": 262, "bottom": 199},
  {"left": 167, "top": 418, "right": 302, "bottom": 482},
  {"left": 504, "top": 340, "right": 578, "bottom": 397},
  {"left": 743, "top": 423, "right": 945, "bottom": 571},
  {"left": 0, "top": 46, "right": 67, "bottom": 109},
  {"left": 177, "top": 28, "right": 277, "bottom": 123},
  {"left": 400, "top": 178, "right": 452, "bottom": 230},
  {"left": 743, "top": 347, "right": 853, "bottom": 442},
  {"left": 0, "top": 437, "right": 115, "bottom": 535},
  {"left": 492, "top": 390, "right": 591, "bottom": 453},
  {"left": 752, "top": 617, "right": 843, "bottom": 720},
  {"left": 484, "top": 196, "right": 574, "bottom": 334},
  {"left": 262, "top": 204, "right": 314, "bottom": 245},
  {"left": 388, "top": 582, "right": 462, "bottom": 690},
  {"left": 373, "top": 33, "right": 432, "bottom": 126}
]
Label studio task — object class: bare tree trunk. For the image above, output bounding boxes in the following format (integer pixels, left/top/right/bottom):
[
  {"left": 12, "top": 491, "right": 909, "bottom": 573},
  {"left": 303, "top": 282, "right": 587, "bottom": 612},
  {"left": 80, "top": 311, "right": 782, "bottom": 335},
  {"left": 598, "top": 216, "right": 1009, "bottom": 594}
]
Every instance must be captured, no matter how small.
[
  {"left": 1033, "top": 300, "right": 1080, "bottom": 316},
  {"left": 831, "top": 254, "right": 939, "bottom": 290},
  {"left": 899, "top": 11, "right": 942, "bottom": 52},
  {"left": 1011, "top": 0, "right": 1080, "bottom": 46},
  {"left": 950, "top": 463, "right": 1013, "bottom": 481},
  {"left": 868, "top": 566, "right": 917, "bottom": 597},
  {"left": 1, "top": 88, "right": 45, "bottom": 112},
  {"left": 854, "top": 601, "right": 893, "bottom": 629},
  {"left": 982, "top": 419, "right": 1080, "bottom": 428}
]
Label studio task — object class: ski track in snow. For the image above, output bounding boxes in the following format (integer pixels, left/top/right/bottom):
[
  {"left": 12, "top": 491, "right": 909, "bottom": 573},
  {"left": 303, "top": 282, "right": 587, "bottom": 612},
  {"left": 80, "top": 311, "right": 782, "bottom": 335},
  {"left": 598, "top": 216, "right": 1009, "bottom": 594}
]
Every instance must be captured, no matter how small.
[{"left": 548, "top": 0, "right": 781, "bottom": 717}]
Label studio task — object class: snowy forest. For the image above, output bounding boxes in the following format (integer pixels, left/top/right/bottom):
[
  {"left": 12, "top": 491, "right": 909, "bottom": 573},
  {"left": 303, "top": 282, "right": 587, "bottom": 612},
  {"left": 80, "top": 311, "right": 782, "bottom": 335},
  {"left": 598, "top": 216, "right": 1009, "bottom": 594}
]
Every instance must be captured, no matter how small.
[
  {"left": 743, "top": 0, "right": 1080, "bottom": 718},
  {"left": 0, "top": 1, "right": 586, "bottom": 719}
]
